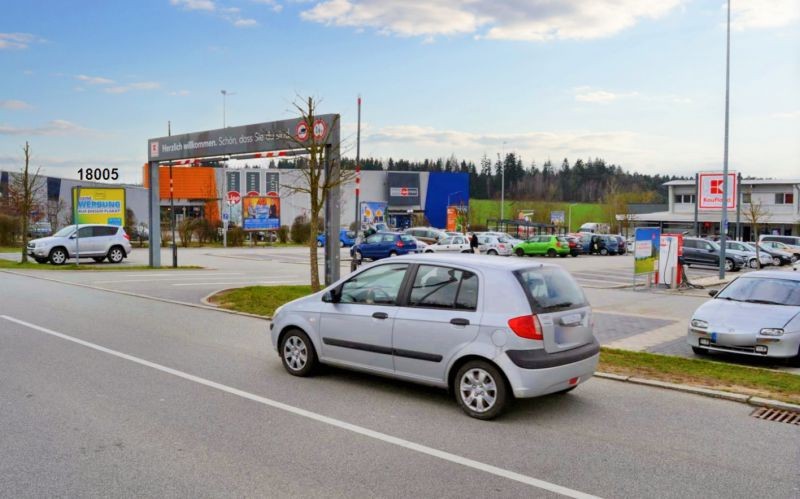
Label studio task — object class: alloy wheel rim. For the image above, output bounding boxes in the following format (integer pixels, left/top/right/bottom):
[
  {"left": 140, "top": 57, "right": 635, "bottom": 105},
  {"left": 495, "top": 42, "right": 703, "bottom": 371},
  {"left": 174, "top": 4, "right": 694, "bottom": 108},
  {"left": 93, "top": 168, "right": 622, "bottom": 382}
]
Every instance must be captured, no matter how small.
[
  {"left": 111, "top": 249, "right": 122, "bottom": 261},
  {"left": 283, "top": 336, "right": 308, "bottom": 371},
  {"left": 459, "top": 368, "right": 497, "bottom": 413},
  {"left": 53, "top": 251, "right": 65, "bottom": 263}
]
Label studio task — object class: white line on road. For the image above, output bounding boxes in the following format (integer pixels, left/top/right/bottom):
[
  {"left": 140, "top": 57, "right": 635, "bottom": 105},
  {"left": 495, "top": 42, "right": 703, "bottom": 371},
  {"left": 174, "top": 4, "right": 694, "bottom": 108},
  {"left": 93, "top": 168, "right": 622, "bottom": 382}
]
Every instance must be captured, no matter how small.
[{"left": 1, "top": 314, "right": 600, "bottom": 499}]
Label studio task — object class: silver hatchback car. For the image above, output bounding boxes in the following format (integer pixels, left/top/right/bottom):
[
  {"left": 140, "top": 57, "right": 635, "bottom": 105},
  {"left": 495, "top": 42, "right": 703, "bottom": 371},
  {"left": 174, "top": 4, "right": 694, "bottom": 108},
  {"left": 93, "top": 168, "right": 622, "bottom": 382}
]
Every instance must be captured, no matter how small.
[{"left": 270, "top": 254, "right": 599, "bottom": 419}]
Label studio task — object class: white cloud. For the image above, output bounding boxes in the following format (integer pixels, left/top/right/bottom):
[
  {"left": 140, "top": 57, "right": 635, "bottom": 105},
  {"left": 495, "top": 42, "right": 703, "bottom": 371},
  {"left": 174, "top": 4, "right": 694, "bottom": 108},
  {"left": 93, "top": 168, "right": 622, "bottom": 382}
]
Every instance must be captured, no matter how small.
[
  {"left": 732, "top": 0, "right": 800, "bottom": 30},
  {"left": 575, "top": 89, "right": 621, "bottom": 103},
  {"left": 170, "top": 0, "right": 216, "bottom": 11},
  {"left": 104, "top": 81, "right": 161, "bottom": 94},
  {"left": 0, "top": 100, "right": 32, "bottom": 110},
  {"left": 0, "top": 120, "right": 93, "bottom": 137},
  {"left": 301, "top": 0, "right": 684, "bottom": 41},
  {"left": 170, "top": 90, "right": 191, "bottom": 96},
  {"left": 234, "top": 18, "right": 259, "bottom": 27},
  {"left": 573, "top": 87, "right": 690, "bottom": 105},
  {"left": 771, "top": 110, "right": 800, "bottom": 119},
  {"left": 0, "top": 32, "right": 43, "bottom": 50},
  {"left": 76, "top": 74, "right": 115, "bottom": 85}
]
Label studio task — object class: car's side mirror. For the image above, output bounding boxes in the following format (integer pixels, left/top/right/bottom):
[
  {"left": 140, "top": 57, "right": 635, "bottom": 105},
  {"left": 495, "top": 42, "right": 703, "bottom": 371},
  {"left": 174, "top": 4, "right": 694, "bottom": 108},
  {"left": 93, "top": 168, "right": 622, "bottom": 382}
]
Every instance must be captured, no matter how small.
[
  {"left": 708, "top": 290, "right": 718, "bottom": 297},
  {"left": 69, "top": 234, "right": 77, "bottom": 239},
  {"left": 322, "top": 288, "right": 340, "bottom": 303}
]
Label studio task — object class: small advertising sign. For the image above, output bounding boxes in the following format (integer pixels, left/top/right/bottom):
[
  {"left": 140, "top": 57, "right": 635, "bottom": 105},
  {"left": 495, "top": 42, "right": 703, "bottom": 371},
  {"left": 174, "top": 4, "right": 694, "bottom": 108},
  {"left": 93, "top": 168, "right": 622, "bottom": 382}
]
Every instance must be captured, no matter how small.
[
  {"left": 634, "top": 227, "right": 661, "bottom": 275},
  {"left": 550, "top": 211, "right": 565, "bottom": 225},
  {"left": 360, "top": 201, "right": 387, "bottom": 230},
  {"left": 698, "top": 172, "right": 737, "bottom": 210},
  {"left": 242, "top": 196, "right": 280, "bottom": 231},
  {"left": 72, "top": 187, "right": 126, "bottom": 226},
  {"left": 446, "top": 206, "right": 458, "bottom": 232}
]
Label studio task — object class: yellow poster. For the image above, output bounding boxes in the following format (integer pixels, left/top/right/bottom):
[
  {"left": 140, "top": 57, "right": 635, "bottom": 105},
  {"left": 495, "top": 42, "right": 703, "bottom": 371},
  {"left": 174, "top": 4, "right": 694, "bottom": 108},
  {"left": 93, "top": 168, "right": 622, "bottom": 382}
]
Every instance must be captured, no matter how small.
[{"left": 72, "top": 187, "right": 126, "bottom": 226}]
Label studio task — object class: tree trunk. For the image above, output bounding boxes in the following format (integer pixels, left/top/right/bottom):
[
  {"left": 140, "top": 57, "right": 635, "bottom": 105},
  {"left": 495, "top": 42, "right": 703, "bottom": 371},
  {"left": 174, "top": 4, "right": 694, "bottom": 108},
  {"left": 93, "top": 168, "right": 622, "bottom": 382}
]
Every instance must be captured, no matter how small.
[
  {"left": 308, "top": 196, "right": 321, "bottom": 292},
  {"left": 20, "top": 143, "right": 30, "bottom": 263}
]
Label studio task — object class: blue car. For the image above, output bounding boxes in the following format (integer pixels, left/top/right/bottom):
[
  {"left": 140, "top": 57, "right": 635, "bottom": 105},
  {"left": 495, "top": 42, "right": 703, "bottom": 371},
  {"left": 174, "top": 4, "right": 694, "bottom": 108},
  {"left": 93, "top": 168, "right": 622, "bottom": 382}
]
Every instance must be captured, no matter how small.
[
  {"left": 350, "top": 232, "right": 418, "bottom": 261},
  {"left": 317, "top": 228, "right": 357, "bottom": 248}
]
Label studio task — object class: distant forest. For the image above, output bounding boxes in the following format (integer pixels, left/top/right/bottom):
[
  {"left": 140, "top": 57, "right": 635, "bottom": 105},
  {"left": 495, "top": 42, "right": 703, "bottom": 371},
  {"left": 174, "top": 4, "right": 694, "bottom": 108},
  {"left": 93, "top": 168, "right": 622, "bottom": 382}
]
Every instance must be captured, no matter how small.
[{"left": 268, "top": 154, "right": 685, "bottom": 204}]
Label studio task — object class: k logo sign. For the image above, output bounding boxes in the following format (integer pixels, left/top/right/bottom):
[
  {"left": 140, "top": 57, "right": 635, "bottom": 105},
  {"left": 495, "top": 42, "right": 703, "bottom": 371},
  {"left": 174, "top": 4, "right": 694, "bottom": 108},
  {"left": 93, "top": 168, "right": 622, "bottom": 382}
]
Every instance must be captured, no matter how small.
[
  {"left": 710, "top": 179, "right": 724, "bottom": 194},
  {"left": 150, "top": 141, "right": 159, "bottom": 158}
]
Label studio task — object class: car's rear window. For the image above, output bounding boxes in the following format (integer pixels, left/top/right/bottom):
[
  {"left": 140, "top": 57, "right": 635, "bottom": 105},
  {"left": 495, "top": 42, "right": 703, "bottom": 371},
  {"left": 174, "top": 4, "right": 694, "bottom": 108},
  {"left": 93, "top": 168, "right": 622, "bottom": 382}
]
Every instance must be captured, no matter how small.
[{"left": 514, "top": 267, "right": 588, "bottom": 313}]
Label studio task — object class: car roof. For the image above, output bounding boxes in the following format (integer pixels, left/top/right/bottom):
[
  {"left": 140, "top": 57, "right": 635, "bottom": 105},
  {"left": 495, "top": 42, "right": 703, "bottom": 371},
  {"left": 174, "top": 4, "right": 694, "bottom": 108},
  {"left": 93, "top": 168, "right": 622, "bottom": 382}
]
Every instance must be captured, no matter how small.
[
  {"left": 738, "top": 269, "right": 800, "bottom": 281},
  {"left": 388, "top": 253, "right": 555, "bottom": 272}
]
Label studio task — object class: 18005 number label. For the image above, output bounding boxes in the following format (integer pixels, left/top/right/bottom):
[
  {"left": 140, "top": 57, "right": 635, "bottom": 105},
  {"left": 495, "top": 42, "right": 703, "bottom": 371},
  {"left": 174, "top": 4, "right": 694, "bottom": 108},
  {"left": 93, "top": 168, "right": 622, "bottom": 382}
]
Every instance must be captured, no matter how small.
[{"left": 78, "top": 168, "right": 119, "bottom": 181}]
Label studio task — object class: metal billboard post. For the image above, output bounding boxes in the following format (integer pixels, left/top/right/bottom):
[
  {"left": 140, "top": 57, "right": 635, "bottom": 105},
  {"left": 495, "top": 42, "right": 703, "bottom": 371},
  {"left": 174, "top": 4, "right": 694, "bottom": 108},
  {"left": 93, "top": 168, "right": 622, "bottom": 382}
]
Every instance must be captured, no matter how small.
[
  {"left": 147, "top": 161, "right": 162, "bottom": 268},
  {"left": 718, "top": 0, "right": 732, "bottom": 279},
  {"left": 75, "top": 185, "right": 80, "bottom": 267}
]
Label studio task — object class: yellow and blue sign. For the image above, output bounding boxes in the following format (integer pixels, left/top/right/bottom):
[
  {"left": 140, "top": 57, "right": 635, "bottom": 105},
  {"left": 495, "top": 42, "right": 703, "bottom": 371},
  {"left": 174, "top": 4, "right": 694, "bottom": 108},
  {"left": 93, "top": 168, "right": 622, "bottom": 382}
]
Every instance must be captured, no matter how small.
[{"left": 72, "top": 187, "right": 126, "bottom": 226}]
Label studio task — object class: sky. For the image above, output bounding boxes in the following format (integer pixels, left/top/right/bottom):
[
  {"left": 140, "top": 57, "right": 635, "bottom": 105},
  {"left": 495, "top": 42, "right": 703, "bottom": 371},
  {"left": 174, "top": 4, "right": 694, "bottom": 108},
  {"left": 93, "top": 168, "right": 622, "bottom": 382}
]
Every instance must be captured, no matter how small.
[{"left": 1, "top": 0, "right": 799, "bottom": 184}]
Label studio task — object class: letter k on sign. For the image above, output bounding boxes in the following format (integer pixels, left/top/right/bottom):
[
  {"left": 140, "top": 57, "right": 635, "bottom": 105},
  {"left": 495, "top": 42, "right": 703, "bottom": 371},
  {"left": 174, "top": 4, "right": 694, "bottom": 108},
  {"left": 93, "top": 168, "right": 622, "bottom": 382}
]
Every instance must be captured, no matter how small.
[{"left": 710, "top": 179, "right": 723, "bottom": 194}]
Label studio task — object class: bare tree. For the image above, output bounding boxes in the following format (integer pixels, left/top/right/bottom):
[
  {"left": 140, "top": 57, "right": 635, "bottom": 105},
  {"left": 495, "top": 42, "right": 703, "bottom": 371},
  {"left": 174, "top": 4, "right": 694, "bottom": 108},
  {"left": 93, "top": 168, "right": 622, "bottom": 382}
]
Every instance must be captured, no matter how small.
[
  {"left": 279, "top": 97, "right": 354, "bottom": 291},
  {"left": 744, "top": 187, "right": 770, "bottom": 267},
  {"left": 8, "top": 142, "right": 43, "bottom": 263}
]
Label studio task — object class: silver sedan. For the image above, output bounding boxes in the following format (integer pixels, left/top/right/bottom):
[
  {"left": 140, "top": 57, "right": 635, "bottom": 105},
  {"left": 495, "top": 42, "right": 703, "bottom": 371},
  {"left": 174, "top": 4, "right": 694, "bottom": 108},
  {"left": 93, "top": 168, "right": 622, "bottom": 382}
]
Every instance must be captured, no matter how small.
[{"left": 688, "top": 270, "right": 800, "bottom": 365}]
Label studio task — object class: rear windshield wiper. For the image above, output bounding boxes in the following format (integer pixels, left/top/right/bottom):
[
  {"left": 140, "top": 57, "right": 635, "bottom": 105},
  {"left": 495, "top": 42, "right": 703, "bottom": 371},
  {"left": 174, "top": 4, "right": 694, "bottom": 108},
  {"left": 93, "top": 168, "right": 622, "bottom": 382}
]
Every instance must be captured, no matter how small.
[
  {"left": 743, "top": 299, "right": 785, "bottom": 306},
  {"left": 540, "top": 302, "right": 575, "bottom": 311}
]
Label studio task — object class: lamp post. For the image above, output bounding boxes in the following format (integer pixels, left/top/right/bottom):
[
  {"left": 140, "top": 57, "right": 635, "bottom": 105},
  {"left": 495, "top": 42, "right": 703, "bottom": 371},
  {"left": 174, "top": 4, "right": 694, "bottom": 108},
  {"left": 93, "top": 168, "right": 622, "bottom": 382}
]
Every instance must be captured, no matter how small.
[
  {"left": 500, "top": 141, "right": 507, "bottom": 221},
  {"left": 568, "top": 203, "right": 578, "bottom": 232},
  {"left": 221, "top": 89, "right": 236, "bottom": 128},
  {"left": 718, "top": 0, "right": 731, "bottom": 279}
]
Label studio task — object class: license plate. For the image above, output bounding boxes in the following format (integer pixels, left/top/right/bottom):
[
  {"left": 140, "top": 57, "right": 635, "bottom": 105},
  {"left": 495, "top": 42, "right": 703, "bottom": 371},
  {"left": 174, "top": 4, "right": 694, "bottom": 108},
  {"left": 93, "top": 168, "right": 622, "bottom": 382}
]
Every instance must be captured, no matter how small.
[
  {"left": 710, "top": 332, "right": 718, "bottom": 342},
  {"left": 561, "top": 313, "right": 582, "bottom": 326}
]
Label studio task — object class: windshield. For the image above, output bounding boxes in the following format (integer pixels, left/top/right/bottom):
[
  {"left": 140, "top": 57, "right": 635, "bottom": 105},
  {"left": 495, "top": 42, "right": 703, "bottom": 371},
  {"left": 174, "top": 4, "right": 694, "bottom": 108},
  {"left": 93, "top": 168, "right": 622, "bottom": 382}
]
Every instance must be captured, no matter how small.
[
  {"left": 514, "top": 266, "right": 588, "bottom": 312},
  {"left": 53, "top": 225, "right": 76, "bottom": 237},
  {"left": 716, "top": 277, "right": 800, "bottom": 306}
]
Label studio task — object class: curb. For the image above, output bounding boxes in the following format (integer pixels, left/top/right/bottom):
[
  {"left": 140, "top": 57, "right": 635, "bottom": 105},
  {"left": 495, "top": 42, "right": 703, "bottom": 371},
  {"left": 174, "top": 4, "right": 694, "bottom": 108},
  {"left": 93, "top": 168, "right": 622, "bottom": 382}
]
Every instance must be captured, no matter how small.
[
  {"left": 201, "top": 288, "right": 273, "bottom": 320},
  {"left": 593, "top": 371, "right": 800, "bottom": 411},
  {"left": 2, "top": 270, "right": 270, "bottom": 321}
]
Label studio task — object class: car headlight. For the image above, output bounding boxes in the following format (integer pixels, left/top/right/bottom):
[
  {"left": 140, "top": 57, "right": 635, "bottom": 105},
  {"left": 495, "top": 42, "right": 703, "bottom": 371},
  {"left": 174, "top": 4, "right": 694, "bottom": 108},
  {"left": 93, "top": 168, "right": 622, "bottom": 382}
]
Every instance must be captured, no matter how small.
[
  {"left": 691, "top": 319, "right": 708, "bottom": 329},
  {"left": 760, "top": 328, "right": 784, "bottom": 336}
]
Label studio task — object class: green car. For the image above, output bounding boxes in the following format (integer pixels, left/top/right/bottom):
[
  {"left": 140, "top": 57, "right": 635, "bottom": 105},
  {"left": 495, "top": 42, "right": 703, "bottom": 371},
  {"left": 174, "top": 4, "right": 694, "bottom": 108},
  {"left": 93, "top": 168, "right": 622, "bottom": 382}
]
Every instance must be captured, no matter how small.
[{"left": 514, "top": 235, "right": 571, "bottom": 258}]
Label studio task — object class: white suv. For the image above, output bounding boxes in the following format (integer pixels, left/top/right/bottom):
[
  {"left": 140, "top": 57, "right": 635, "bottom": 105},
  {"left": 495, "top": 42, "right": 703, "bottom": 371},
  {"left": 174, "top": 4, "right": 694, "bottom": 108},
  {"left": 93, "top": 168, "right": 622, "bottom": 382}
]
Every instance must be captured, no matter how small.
[{"left": 27, "top": 224, "right": 133, "bottom": 265}]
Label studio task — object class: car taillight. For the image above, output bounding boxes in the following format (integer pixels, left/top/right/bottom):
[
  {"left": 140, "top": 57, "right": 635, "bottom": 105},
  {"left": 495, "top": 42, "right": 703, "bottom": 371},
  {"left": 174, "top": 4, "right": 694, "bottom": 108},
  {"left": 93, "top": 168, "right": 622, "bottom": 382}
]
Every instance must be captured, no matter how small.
[
  {"left": 499, "top": 244, "right": 505, "bottom": 249},
  {"left": 396, "top": 241, "right": 404, "bottom": 247},
  {"left": 556, "top": 241, "right": 561, "bottom": 247},
  {"left": 508, "top": 315, "right": 543, "bottom": 340},
  {"left": 123, "top": 233, "right": 130, "bottom": 241}
]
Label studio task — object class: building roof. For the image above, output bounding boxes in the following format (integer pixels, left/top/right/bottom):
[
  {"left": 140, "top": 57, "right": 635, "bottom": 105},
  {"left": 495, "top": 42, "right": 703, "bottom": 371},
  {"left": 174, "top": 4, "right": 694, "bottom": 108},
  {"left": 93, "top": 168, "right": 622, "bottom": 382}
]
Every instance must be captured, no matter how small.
[{"left": 664, "top": 179, "right": 800, "bottom": 187}]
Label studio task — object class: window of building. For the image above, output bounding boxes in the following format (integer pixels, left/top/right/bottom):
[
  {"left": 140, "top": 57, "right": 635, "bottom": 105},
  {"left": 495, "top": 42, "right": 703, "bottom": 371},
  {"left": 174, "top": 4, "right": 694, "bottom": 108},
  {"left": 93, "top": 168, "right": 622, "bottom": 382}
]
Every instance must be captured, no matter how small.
[
  {"left": 674, "top": 194, "right": 696, "bottom": 204},
  {"left": 775, "top": 193, "right": 794, "bottom": 205}
]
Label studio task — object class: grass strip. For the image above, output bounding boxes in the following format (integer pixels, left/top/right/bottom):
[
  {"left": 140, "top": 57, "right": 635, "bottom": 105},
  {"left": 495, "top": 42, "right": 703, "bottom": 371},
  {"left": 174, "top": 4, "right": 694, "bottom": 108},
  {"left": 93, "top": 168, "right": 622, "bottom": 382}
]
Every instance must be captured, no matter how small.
[
  {"left": 209, "top": 285, "right": 313, "bottom": 317},
  {"left": 600, "top": 347, "right": 800, "bottom": 404},
  {"left": 0, "top": 260, "right": 202, "bottom": 271}
]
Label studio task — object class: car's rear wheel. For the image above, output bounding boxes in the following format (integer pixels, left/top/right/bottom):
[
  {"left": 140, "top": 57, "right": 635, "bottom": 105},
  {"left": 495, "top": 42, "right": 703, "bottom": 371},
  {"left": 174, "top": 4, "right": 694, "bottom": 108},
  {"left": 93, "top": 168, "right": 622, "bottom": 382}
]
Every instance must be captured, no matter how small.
[
  {"left": 749, "top": 258, "right": 759, "bottom": 269},
  {"left": 92, "top": 257, "right": 105, "bottom": 263},
  {"left": 388, "top": 250, "right": 397, "bottom": 257},
  {"left": 515, "top": 248, "right": 525, "bottom": 257},
  {"left": 34, "top": 257, "right": 48, "bottom": 264},
  {"left": 425, "top": 249, "right": 434, "bottom": 253},
  {"left": 49, "top": 247, "right": 67, "bottom": 265},
  {"left": 547, "top": 248, "right": 556, "bottom": 257},
  {"left": 280, "top": 329, "right": 318, "bottom": 376},
  {"left": 600, "top": 248, "right": 608, "bottom": 256},
  {"left": 487, "top": 249, "right": 497, "bottom": 255},
  {"left": 691, "top": 346, "right": 709, "bottom": 355},
  {"left": 454, "top": 361, "right": 508, "bottom": 420},
  {"left": 107, "top": 246, "right": 125, "bottom": 264},
  {"left": 724, "top": 258, "right": 734, "bottom": 271},
  {"left": 771, "top": 256, "right": 781, "bottom": 266}
]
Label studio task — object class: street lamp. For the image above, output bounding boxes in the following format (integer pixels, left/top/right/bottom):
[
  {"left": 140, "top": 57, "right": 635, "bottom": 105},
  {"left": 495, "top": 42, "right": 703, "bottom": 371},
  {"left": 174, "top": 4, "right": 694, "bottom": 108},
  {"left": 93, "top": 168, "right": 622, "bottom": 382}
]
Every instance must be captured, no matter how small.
[
  {"left": 221, "top": 89, "right": 236, "bottom": 128},
  {"left": 500, "top": 141, "right": 507, "bottom": 221},
  {"left": 718, "top": 0, "right": 731, "bottom": 279},
  {"left": 568, "top": 203, "right": 578, "bottom": 232}
]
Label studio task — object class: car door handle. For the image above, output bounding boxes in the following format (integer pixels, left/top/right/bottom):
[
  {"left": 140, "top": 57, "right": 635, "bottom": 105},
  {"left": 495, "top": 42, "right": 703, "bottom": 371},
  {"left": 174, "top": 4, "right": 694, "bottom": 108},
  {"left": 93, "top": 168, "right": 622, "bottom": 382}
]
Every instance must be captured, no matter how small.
[
  {"left": 372, "top": 312, "right": 389, "bottom": 320},
  {"left": 450, "top": 318, "right": 469, "bottom": 326}
]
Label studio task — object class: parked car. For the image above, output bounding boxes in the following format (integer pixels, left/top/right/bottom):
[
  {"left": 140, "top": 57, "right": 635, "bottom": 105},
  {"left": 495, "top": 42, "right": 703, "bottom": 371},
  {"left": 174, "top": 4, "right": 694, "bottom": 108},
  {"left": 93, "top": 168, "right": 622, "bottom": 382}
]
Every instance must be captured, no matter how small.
[
  {"left": 756, "top": 244, "right": 795, "bottom": 267},
  {"left": 270, "top": 253, "right": 600, "bottom": 419},
  {"left": 477, "top": 235, "right": 513, "bottom": 256},
  {"left": 350, "top": 232, "right": 418, "bottom": 261},
  {"left": 566, "top": 236, "right": 583, "bottom": 257},
  {"left": 581, "top": 234, "right": 619, "bottom": 255},
  {"left": 26, "top": 224, "right": 132, "bottom": 265},
  {"left": 514, "top": 235, "right": 571, "bottom": 258},
  {"left": 724, "top": 241, "right": 773, "bottom": 269},
  {"left": 404, "top": 227, "right": 448, "bottom": 245},
  {"left": 424, "top": 234, "right": 471, "bottom": 253},
  {"left": 479, "top": 231, "right": 523, "bottom": 249},
  {"left": 613, "top": 235, "right": 627, "bottom": 255},
  {"left": 681, "top": 237, "right": 744, "bottom": 271},
  {"left": 759, "top": 240, "right": 800, "bottom": 262},
  {"left": 317, "top": 228, "right": 357, "bottom": 248},
  {"left": 760, "top": 235, "right": 800, "bottom": 248},
  {"left": 688, "top": 270, "right": 800, "bottom": 366}
]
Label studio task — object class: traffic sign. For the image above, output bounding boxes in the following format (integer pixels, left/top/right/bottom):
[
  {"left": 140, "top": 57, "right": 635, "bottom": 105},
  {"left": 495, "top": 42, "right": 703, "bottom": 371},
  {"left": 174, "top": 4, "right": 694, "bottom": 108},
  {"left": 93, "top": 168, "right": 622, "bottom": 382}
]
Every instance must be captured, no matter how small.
[
  {"left": 227, "top": 191, "right": 241, "bottom": 205},
  {"left": 296, "top": 121, "right": 309, "bottom": 141},
  {"left": 222, "top": 212, "right": 229, "bottom": 221},
  {"left": 313, "top": 118, "right": 327, "bottom": 140}
]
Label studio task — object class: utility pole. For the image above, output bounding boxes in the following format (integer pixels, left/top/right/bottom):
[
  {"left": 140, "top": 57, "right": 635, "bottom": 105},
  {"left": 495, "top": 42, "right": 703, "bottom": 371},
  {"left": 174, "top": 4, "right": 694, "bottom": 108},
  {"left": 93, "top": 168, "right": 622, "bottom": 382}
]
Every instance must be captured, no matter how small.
[
  {"left": 719, "top": 0, "right": 731, "bottom": 279},
  {"left": 169, "top": 121, "right": 177, "bottom": 268},
  {"left": 355, "top": 95, "right": 361, "bottom": 233},
  {"left": 500, "top": 141, "right": 507, "bottom": 221}
]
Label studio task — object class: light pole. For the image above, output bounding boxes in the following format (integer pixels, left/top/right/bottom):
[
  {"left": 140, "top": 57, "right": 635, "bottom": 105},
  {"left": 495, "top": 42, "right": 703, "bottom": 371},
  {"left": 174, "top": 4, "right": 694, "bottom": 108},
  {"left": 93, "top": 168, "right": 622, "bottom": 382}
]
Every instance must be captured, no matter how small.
[
  {"left": 568, "top": 203, "right": 578, "bottom": 232},
  {"left": 221, "top": 89, "right": 236, "bottom": 128},
  {"left": 718, "top": 0, "right": 731, "bottom": 279},
  {"left": 500, "top": 141, "right": 507, "bottom": 221}
]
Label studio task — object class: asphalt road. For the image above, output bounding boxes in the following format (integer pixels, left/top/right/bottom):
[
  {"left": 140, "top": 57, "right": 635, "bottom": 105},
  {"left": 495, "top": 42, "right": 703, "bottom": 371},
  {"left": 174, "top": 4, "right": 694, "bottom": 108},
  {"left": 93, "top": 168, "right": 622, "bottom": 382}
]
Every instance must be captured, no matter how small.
[{"left": 1, "top": 272, "right": 798, "bottom": 498}]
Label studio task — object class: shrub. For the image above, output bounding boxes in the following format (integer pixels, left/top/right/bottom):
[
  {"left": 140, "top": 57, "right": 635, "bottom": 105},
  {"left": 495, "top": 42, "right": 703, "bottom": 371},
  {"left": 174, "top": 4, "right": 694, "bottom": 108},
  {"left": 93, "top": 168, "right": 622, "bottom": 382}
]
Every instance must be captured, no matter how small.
[
  {"left": 178, "top": 219, "right": 196, "bottom": 248},
  {"left": 0, "top": 214, "right": 19, "bottom": 246},
  {"left": 227, "top": 226, "right": 245, "bottom": 247},
  {"left": 291, "top": 215, "right": 311, "bottom": 244},
  {"left": 277, "top": 225, "right": 289, "bottom": 244}
]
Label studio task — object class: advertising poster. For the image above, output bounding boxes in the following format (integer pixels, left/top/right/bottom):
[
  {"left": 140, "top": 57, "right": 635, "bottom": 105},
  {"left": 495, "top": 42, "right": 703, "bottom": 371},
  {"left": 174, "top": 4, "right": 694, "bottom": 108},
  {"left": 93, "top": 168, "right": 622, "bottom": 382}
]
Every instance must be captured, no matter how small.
[
  {"left": 245, "top": 171, "right": 260, "bottom": 196},
  {"left": 242, "top": 196, "right": 280, "bottom": 231},
  {"left": 360, "top": 201, "right": 387, "bottom": 230},
  {"left": 634, "top": 227, "right": 661, "bottom": 275},
  {"left": 447, "top": 206, "right": 458, "bottom": 232},
  {"left": 550, "top": 211, "right": 565, "bottom": 225},
  {"left": 72, "top": 187, "right": 126, "bottom": 226},
  {"left": 387, "top": 172, "right": 420, "bottom": 207}
]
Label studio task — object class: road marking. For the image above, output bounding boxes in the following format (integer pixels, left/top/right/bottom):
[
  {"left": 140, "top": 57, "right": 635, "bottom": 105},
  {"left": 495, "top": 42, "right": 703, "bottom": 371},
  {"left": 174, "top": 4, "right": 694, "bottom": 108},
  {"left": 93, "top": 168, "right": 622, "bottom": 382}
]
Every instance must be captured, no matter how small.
[
  {"left": 110, "top": 272, "right": 245, "bottom": 278},
  {"left": 171, "top": 280, "right": 307, "bottom": 287},
  {"left": 1, "top": 314, "right": 600, "bottom": 499}
]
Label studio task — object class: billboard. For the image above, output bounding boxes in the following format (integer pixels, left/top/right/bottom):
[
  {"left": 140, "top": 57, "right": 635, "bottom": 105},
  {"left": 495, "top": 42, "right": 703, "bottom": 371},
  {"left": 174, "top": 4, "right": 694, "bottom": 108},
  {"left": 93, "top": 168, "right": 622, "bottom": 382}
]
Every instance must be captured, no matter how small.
[
  {"left": 698, "top": 172, "right": 737, "bottom": 210},
  {"left": 447, "top": 206, "right": 458, "bottom": 232},
  {"left": 242, "top": 196, "right": 280, "bottom": 231},
  {"left": 72, "top": 187, "right": 126, "bottom": 226},
  {"left": 550, "top": 211, "right": 565, "bottom": 225},
  {"left": 634, "top": 227, "right": 661, "bottom": 275},
  {"left": 265, "top": 171, "right": 280, "bottom": 197},
  {"left": 360, "top": 201, "right": 387, "bottom": 230},
  {"left": 245, "top": 171, "right": 260, "bottom": 196},
  {"left": 387, "top": 172, "right": 420, "bottom": 207}
]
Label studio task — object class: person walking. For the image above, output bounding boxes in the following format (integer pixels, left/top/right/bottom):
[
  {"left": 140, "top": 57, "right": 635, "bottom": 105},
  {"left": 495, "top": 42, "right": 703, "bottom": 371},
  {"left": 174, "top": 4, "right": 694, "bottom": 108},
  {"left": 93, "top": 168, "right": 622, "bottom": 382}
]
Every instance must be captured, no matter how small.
[{"left": 470, "top": 232, "right": 479, "bottom": 254}]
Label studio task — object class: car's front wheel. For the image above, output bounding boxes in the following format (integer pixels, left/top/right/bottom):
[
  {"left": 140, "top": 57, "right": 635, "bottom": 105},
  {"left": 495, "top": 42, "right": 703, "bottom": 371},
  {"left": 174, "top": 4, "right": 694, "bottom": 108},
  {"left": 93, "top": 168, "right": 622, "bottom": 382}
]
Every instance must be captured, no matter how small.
[
  {"left": 749, "top": 258, "right": 759, "bottom": 269},
  {"left": 515, "top": 248, "right": 525, "bottom": 257},
  {"left": 600, "top": 248, "right": 609, "bottom": 256},
  {"left": 280, "top": 329, "right": 318, "bottom": 376},
  {"left": 487, "top": 249, "right": 497, "bottom": 255},
  {"left": 724, "top": 258, "right": 734, "bottom": 271},
  {"left": 454, "top": 361, "right": 508, "bottom": 420},
  {"left": 49, "top": 247, "right": 68, "bottom": 265},
  {"left": 107, "top": 246, "right": 125, "bottom": 264}
]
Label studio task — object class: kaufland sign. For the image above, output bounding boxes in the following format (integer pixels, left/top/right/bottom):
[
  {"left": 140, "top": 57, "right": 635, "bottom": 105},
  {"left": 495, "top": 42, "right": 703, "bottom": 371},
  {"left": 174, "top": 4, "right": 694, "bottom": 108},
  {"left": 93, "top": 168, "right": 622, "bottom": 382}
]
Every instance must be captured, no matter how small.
[{"left": 698, "top": 172, "right": 737, "bottom": 210}]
